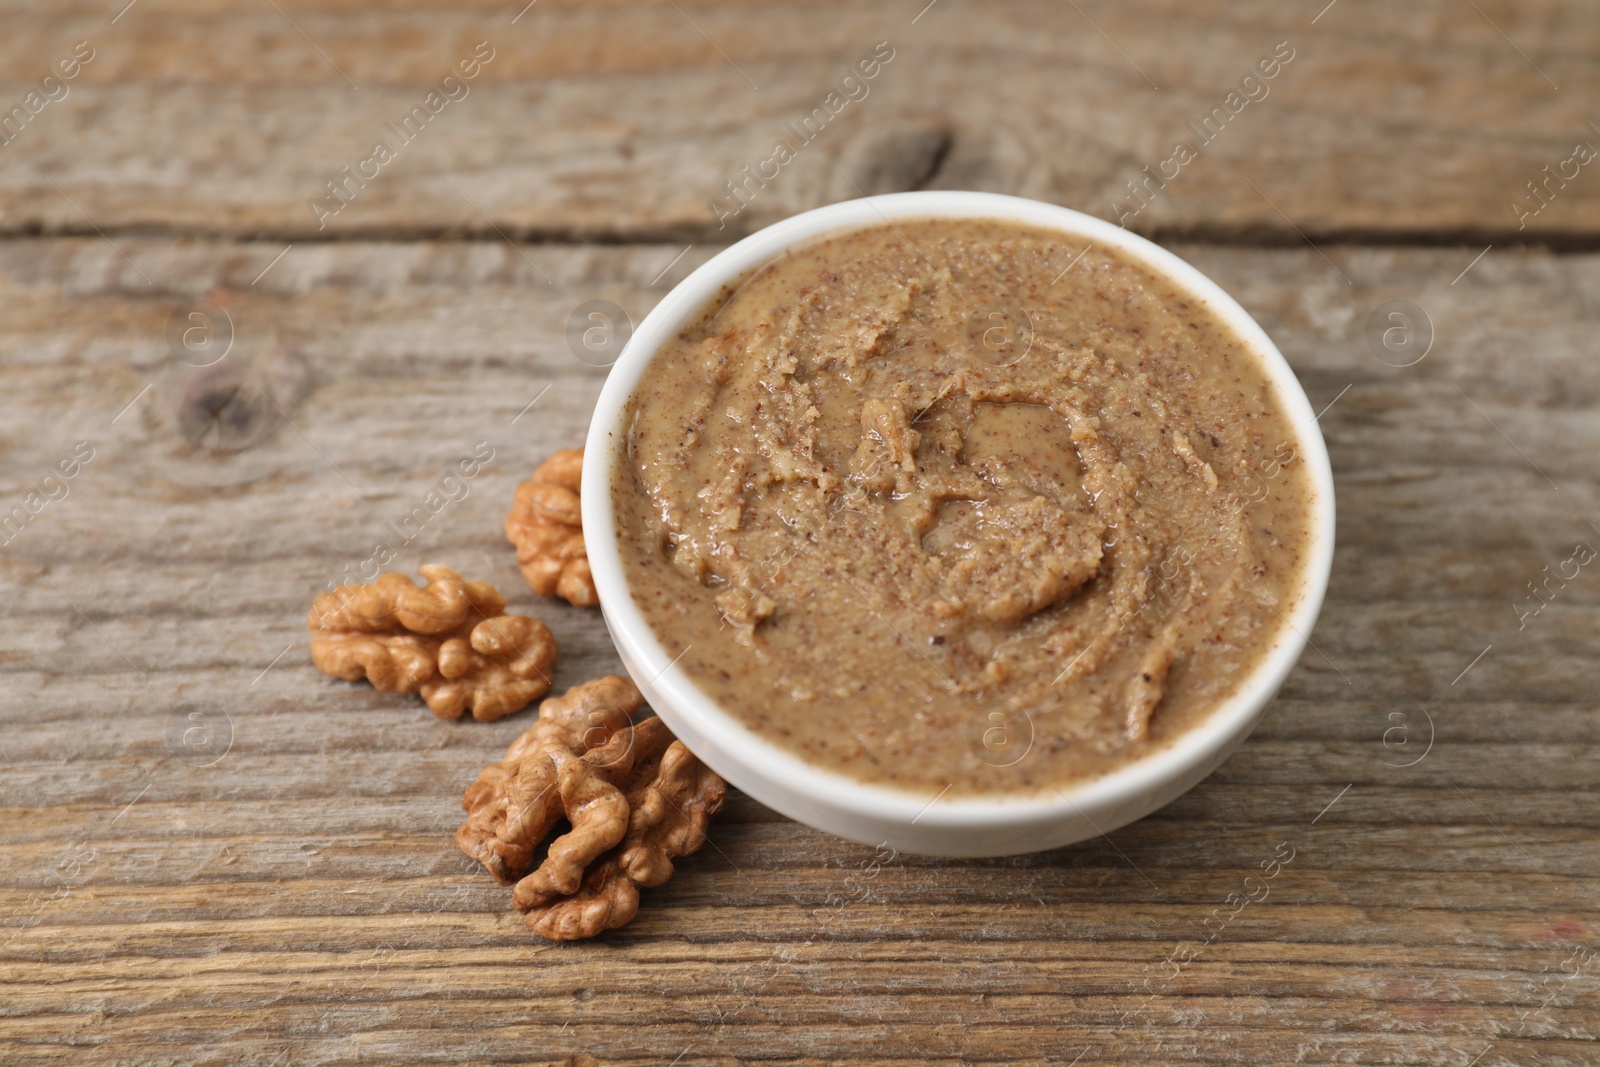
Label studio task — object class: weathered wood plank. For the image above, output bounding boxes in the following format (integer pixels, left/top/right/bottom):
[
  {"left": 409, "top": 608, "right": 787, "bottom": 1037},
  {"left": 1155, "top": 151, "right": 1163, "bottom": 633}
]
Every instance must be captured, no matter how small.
[
  {"left": 2, "top": 1, "right": 1598, "bottom": 242},
  {"left": 2, "top": 237, "right": 1597, "bottom": 1065}
]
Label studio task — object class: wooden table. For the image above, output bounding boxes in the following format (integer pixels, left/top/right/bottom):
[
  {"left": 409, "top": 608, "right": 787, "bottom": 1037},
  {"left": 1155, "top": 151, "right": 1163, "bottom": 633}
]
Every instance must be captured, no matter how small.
[{"left": 3, "top": 2, "right": 1597, "bottom": 1064}]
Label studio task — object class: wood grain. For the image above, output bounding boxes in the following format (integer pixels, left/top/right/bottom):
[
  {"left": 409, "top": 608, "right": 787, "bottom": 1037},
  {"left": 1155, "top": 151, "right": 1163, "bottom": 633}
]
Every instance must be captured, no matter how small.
[
  {"left": 1, "top": 235, "right": 1597, "bottom": 1065},
  {"left": 1, "top": 0, "right": 1599, "bottom": 243}
]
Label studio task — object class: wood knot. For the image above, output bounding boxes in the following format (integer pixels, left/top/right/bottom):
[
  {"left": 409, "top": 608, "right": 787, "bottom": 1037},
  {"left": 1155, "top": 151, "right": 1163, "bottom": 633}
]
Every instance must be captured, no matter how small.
[
  {"left": 835, "top": 120, "right": 953, "bottom": 198},
  {"left": 160, "top": 290, "right": 310, "bottom": 452}
]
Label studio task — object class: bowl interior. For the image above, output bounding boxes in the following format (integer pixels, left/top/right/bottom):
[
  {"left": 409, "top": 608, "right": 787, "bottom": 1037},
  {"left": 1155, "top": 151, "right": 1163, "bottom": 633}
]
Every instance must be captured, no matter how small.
[{"left": 582, "top": 191, "right": 1336, "bottom": 831}]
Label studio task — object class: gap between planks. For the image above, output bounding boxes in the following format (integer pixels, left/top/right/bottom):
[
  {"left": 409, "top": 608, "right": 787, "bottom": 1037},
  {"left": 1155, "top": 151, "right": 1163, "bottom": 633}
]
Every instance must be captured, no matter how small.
[{"left": 7, "top": 223, "right": 1600, "bottom": 252}]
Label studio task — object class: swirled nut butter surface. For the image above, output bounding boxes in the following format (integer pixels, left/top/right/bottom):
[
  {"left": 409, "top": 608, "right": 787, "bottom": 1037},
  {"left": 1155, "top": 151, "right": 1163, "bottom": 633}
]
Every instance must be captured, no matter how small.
[{"left": 614, "top": 219, "right": 1315, "bottom": 797}]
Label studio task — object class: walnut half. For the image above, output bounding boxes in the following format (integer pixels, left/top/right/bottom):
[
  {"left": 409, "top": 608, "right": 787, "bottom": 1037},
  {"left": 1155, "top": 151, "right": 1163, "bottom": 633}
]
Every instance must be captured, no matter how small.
[
  {"left": 506, "top": 448, "right": 598, "bottom": 607},
  {"left": 457, "top": 675, "right": 727, "bottom": 939},
  {"left": 308, "top": 565, "right": 558, "bottom": 721}
]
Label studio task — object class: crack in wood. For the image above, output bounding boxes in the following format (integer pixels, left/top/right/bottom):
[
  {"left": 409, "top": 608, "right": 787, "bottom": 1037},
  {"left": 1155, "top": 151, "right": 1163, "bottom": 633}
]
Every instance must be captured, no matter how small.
[{"left": 8, "top": 221, "right": 1600, "bottom": 251}]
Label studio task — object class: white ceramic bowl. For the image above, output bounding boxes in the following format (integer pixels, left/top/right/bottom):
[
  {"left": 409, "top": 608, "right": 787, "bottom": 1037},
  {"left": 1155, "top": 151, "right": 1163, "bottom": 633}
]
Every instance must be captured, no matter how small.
[{"left": 582, "top": 191, "right": 1335, "bottom": 857}]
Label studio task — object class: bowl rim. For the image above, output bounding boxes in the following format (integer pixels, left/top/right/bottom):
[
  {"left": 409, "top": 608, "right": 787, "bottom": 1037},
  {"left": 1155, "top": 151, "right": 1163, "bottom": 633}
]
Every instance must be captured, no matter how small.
[{"left": 582, "top": 190, "right": 1336, "bottom": 829}]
